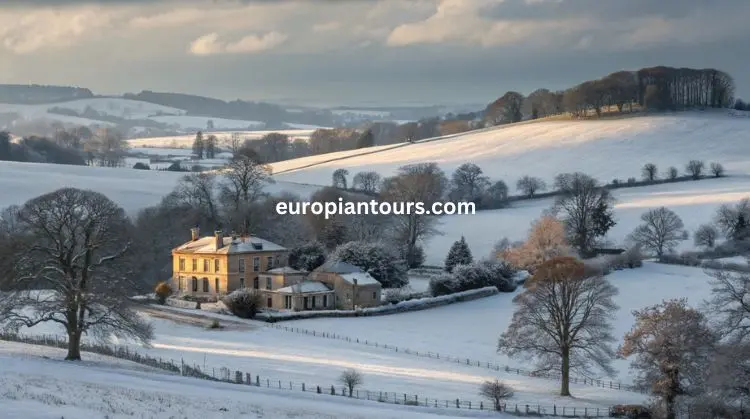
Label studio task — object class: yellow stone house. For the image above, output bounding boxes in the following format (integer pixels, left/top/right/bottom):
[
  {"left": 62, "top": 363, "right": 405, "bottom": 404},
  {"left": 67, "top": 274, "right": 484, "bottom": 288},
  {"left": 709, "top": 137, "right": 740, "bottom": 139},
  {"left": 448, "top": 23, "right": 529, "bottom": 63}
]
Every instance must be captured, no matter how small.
[{"left": 171, "top": 227, "right": 382, "bottom": 311}]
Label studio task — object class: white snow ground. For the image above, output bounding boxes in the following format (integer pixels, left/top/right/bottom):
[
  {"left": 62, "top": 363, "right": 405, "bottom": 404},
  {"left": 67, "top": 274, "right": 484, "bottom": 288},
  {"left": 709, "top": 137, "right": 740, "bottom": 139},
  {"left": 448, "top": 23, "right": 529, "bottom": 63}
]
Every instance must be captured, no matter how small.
[
  {"left": 0, "top": 160, "right": 321, "bottom": 214},
  {"left": 270, "top": 112, "right": 750, "bottom": 187},
  {"left": 127, "top": 129, "right": 317, "bottom": 148},
  {"left": 0, "top": 342, "right": 487, "bottom": 419}
]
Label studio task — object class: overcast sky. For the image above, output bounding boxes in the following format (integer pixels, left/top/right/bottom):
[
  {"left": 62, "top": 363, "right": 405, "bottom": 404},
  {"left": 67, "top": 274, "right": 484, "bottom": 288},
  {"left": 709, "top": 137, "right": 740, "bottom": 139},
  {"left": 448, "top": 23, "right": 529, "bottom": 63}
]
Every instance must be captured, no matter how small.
[{"left": 1, "top": 0, "right": 748, "bottom": 107}]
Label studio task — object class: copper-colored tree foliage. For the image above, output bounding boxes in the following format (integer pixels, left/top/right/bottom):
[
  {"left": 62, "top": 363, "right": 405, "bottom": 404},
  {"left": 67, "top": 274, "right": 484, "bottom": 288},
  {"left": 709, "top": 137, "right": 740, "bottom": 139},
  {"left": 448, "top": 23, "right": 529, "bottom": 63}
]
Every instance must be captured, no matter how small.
[
  {"left": 502, "top": 216, "right": 570, "bottom": 271},
  {"left": 498, "top": 256, "right": 618, "bottom": 396},
  {"left": 619, "top": 299, "right": 717, "bottom": 419}
]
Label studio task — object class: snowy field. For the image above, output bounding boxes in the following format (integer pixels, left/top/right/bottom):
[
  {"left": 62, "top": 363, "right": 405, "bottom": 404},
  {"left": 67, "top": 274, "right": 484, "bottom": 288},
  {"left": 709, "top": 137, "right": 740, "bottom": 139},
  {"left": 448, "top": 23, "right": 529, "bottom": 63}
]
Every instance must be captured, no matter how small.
[
  {"left": 270, "top": 112, "right": 750, "bottom": 187},
  {"left": 15, "top": 262, "right": 717, "bottom": 413},
  {"left": 0, "top": 342, "right": 480, "bottom": 419},
  {"left": 127, "top": 129, "right": 317, "bottom": 148},
  {"left": 0, "top": 160, "right": 320, "bottom": 214},
  {"left": 422, "top": 176, "right": 750, "bottom": 265}
]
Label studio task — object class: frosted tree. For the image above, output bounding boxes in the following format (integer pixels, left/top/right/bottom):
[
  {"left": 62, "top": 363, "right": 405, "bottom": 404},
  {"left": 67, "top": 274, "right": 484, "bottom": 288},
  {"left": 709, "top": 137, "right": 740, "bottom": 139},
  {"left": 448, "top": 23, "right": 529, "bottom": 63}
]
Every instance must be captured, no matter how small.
[
  {"left": 288, "top": 241, "right": 326, "bottom": 272},
  {"left": 619, "top": 299, "right": 717, "bottom": 419},
  {"left": 713, "top": 198, "right": 750, "bottom": 241},
  {"left": 479, "top": 380, "right": 514, "bottom": 411},
  {"left": 685, "top": 159, "right": 705, "bottom": 179},
  {"left": 444, "top": 236, "right": 473, "bottom": 272},
  {"left": 705, "top": 270, "right": 750, "bottom": 342},
  {"left": 204, "top": 134, "right": 218, "bottom": 159},
  {"left": 641, "top": 163, "right": 658, "bottom": 182},
  {"left": 502, "top": 216, "right": 570, "bottom": 271},
  {"left": 0, "top": 188, "right": 153, "bottom": 360},
  {"left": 498, "top": 257, "right": 618, "bottom": 396},
  {"left": 710, "top": 162, "right": 725, "bottom": 177},
  {"left": 330, "top": 241, "right": 408, "bottom": 288},
  {"left": 628, "top": 207, "right": 686, "bottom": 256},
  {"left": 339, "top": 369, "right": 363, "bottom": 396}
]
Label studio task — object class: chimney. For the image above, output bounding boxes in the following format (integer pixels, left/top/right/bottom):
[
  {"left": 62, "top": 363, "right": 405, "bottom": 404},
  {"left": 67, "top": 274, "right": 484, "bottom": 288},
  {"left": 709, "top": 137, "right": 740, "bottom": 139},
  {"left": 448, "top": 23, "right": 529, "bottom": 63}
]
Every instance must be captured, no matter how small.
[
  {"left": 190, "top": 227, "right": 200, "bottom": 241},
  {"left": 214, "top": 230, "right": 223, "bottom": 250}
]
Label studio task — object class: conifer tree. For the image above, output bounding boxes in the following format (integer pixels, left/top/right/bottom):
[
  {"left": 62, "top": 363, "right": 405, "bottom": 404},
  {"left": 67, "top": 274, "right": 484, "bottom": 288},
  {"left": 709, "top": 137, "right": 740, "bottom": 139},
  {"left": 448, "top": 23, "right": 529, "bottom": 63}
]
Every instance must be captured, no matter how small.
[
  {"left": 192, "top": 131, "right": 204, "bottom": 159},
  {"left": 445, "top": 236, "right": 473, "bottom": 272}
]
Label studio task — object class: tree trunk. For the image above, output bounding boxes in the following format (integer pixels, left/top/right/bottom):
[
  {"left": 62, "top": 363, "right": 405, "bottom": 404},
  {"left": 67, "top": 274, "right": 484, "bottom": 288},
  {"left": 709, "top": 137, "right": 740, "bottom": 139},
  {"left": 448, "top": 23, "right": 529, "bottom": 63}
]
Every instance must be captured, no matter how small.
[
  {"left": 66, "top": 330, "right": 82, "bottom": 361},
  {"left": 560, "top": 346, "right": 571, "bottom": 396},
  {"left": 665, "top": 394, "right": 676, "bottom": 419}
]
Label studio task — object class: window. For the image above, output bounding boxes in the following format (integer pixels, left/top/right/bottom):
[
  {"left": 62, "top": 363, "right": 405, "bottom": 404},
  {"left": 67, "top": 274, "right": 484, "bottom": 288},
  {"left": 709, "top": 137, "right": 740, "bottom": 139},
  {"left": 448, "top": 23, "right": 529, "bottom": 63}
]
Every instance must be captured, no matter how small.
[
  {"left": 177, "top": 276, "right": 183, "bottom": 291},
  {"left": 267, "top": 297, "right": 273, "bottom": 308},
  {"left": 203, "top": 259, "right": 209, "bottom": 272},
  {"left": 215, "top": 278, "right": 220, "bottom": 293},
  {"left": 253, "top": 278, "right": 259, "bottom": 289},
  {"left": 266, "top": 256, "right": 273, "bottom": 270},
  {"left": 274, "top": 256, "right": 279, "bottom": 268},
  {"left": 214, "top": 259, "right": 220, "bottom": 272},
  {"left": 284, "top": 295, "right": 292, "bottom": 309},
  {"left": 312, "top": 296, "right": 317, "bottom": 308},
  {"left": 191, "top": 277, "right": 198, "bottom": 292},
  {"left": 373, "top": 292, "right": 377, "bottom": 300},
  {"left": 239, "top": 278, "right": 245, "bottom": 288},
  {"left": 303, "top": 297, "right": 309, "bottom": 309},
  {"left": 253, "top": 257, "right": 260, "bottom": 272},
  {"left": 192, "top": 258, "right": 197, "bottom": 271},
  {"left": 323, "top": 295, "right": 328, "bottom": 307},
  {"left": 239, "top": 258, "right": 245, "bottom": 273},
  {"left": 179, "top": 258, "right": 185, "bottom": 271},
  {"left": 202, "top": 278, "right": 209, "bottom": 292},
  {"left": 266, "top": 277, "right": 272, "bottom": 290}
]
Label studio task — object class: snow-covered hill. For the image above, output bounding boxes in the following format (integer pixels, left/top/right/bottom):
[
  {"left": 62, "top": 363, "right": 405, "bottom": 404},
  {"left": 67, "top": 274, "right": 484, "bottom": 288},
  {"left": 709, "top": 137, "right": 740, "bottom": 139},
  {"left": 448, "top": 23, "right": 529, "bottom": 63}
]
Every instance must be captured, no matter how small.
[
  {"left": 0, "top": 342, "right": 468, "bottom": 419},
  {"left": 0, "top": 160, "right": 319, "bottom": 214},
  {"left": 0, "top": 97, "right": 264, "bottom": 132},
  {"left": 270, "top": 112, "right": 750, "bottom": 187}
]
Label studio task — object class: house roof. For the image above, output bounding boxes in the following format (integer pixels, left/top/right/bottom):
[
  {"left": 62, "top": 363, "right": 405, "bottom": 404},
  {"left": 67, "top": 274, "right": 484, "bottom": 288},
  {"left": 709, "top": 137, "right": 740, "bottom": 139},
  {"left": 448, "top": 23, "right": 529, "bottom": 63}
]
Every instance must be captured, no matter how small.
[
  {"left": 174, "top": 235, "right": 286, "bottom": 255},
  {"left": 339, "top": 272, "right": 381, "bottom": 286},
  {"left": 267, "top": 267, "right": 305, "bottom": 274},
  {"left": 277, "top": 281, "right": 333, "bottom": 294},
  {"left": 314, "top": 260, "right": 363, "bottom": 274}
]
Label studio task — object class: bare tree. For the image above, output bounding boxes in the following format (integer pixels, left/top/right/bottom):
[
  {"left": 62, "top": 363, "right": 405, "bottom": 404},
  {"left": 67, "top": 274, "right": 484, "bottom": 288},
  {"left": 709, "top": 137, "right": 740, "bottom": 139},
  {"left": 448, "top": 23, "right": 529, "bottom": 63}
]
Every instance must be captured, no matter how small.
[
  {"left": 710, "top": 162, "right": 725, "bottom": 178},
  {"left": 332, "top": 168, "right": 349, "bottom": 189},
  {"left": 713, "top": 198, "right": 750, "bottom": 241},
  {"left": 552, "top": 173, "right": 615, "bottom": 256},
  {"left": 352, "top": 171, "right": 381, "bottom": 194},
  {"left": 706, "top": 342, "right": 750, "bottom": 403},
  {"left": 221, "top": 157, "right": 272, "bottom": 210},
  {"left": 666, "top": 166, "right": 679, "bottom": 180},
  {"left": 381, "top": 163, "right": 447, "bottom": 265},
  {"left": 172, "top": 172, "right": 220, "bottom": 225},
  {"left": 498, "top": 257, "right": 618, "bottom": 396},
  {"left": 619, "top": 299, "right": 717, "bottom": 419},
  {"left": 449, "top": 163, "right": 490, "bottom": 202},
  {"left": 192, "top": 131, "right": 204, "bottom": 160},
  {"left": 693, "top": 224, "right": 719, "bottom": 248},
  {"left": 204, "top": 134, "right": 218, "bottom": 159},
  {"left": 628, "top": 207, "right": 686, "bottom": 256},
  {"left": 229, "top": 132, "right": 242, "bottom": 156},
  {"left": 686, "top": 160, "right": 705, "bottom": 179},
  {"left": 642, "top": 163, "right": 658, "bottom": 182},
  {"left": 479, "top": 379, "right": 514, "bottom": 411},
  {"left": 705, "top": 270, "right": 750, "bottom": 342},
  {"left": 516, "top": 176, "right": 546, "bottom": 199},
  {"left": 339, "top": 368, "right": 363, "bottom": 396},
  {"left": 501, "top": 216, "right": 570, "bottom": 271},
  {"left": 85, "top": 128, "right": 128, "bottom": 167},
  {"left": 0, "top": 188, "right": 153, "bottom": 360}
]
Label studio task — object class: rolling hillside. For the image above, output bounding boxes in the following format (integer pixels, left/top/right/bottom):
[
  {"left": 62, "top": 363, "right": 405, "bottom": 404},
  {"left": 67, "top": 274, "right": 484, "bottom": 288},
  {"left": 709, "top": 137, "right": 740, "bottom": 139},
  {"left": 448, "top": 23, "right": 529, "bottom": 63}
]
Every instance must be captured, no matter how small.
[{"left": 270, "top": 111, "right": 750, "bottom": 187}]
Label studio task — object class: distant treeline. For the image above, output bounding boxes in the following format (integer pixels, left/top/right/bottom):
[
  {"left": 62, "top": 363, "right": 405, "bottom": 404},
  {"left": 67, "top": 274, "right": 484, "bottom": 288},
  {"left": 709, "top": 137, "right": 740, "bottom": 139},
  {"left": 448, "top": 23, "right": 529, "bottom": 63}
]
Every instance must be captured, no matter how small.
[
  {"left": 0, "top": 127, "right": 129, "bottom": 167},
  {"left": 0, "top": 84, "right": 94, "bottom": 104}
]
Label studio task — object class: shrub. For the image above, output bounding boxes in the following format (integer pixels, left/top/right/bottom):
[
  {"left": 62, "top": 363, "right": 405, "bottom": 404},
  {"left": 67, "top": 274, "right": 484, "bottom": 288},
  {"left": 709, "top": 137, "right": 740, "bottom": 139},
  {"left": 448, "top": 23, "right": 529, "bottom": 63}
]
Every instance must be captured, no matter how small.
[
  {"left": 207, "top": 319, "right": 222, "bottom": 329},
  {"left": 479, "top": 379, "right": 514, "bottom": 411},
  {"left": 627, "top": 177, "right": 637, "bottom": 184},
  {"left": 694, "top": 224, "right": 719, "bottom": 248},
  {"left": 658, "top": 253, "right": 701, "bottom": 267},
  {"left": 431, "top": 261, "right": 515, "bottom": 296},
  {"left": 610, "top": 404, "right": 651, "bottom": 418},
  {"left": 330, "top": 241, "right": 408, "bottom": 288},
  {"left": 429, "top": 273, "right": 457, "bottom": 297},
  {"left": 666, "top": 166, "right": 679, "bottom": 180},
  {"left": 686, "top": 159, "right": 705, "bottom": 179},
  {"left": 222, "top": 289, "right": 263, "bottom": 319},
  {"left": 154, "top": 281, "right": 172, "bottom": 304},
  {"left": 133, "top": 162, "right": 150, "bottom": 170}
]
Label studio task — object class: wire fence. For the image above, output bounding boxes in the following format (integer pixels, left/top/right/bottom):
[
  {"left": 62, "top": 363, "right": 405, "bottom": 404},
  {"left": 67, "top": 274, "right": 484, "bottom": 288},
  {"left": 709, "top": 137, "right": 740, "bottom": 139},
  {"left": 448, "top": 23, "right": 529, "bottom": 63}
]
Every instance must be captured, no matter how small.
[
  {"left": 264, "top": 323, "right": 647, "bottom": 394},
  {"left": 1, "top": 333, "right": 615, "bottom": 417}
]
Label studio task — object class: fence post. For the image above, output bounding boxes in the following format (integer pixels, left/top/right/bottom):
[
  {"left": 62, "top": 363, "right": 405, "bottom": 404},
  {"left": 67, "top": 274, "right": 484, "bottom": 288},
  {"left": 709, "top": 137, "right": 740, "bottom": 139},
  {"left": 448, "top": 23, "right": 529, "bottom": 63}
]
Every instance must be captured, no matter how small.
[
  {"left": 480, "top": 402, "right": 483, "bottom": 410},
  {"left": 456, "top": 399, "right": 460, "bottom": 408},
  {"left": 302, "top": 383, "right": 305, "bottom": 392},
  {"left": 526, "top": 405, "right": 529, "bottom": 414},
  {"left": 554, "top": 405, "right": 557, "bottom": 416},
  {"left": 266, "top": 379, "right": 270, "bottom": 387},
  {"left": 256, "top": 375, "right": 260, "bottom": 386}
]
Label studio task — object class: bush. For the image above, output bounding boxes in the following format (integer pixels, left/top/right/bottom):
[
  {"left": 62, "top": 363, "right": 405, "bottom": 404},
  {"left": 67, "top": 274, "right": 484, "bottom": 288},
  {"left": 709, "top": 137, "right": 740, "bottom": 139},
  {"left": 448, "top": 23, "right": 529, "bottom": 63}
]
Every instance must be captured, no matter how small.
[
  {"left": 430, "top": 261, "right": 516, "bottom": 296},
  {"left": 658, "top": 253, "right": 701, "bottom": 267},
  {"left": 133, "top": 162, "right": 150, "bottom": 170},
  {"left": 330, "top": 241, "right": 408, "bottom": 288},
  {"left": 154, "top": 281, "right": 172, "bottom": 304},
  {"left": 610, "top": 404, "right": 651, "bottom": 418},
  {"left": 222, "top": 289, "right": 263, "bottom": 319},
  {"left": 207, "top": 319, "right": 222, "bottom": 329},
  {"left": 710, "top": 162, "right": 725, "bottom": 177}
]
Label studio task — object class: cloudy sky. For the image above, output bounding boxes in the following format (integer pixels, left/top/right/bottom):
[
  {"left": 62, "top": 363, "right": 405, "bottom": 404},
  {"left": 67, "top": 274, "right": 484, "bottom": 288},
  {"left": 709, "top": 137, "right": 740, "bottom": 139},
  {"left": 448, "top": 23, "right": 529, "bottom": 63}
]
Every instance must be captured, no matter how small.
[{"left": 1, "top": 0, "right": 748, "bottom": 107}]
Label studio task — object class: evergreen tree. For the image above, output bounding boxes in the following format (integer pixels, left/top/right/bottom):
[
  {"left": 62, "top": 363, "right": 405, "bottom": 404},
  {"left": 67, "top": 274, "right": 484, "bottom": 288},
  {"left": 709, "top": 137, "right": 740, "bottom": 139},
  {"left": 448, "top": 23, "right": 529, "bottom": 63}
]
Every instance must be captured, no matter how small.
[
  {"left": 205, "top": 134, "right": 217, "bottom": 159},
  {"left": 444, "top": 236, "right": 473, "bottom": 272},
  {"left": 192, "top": 131, "right": 204, "bottom": 159}
]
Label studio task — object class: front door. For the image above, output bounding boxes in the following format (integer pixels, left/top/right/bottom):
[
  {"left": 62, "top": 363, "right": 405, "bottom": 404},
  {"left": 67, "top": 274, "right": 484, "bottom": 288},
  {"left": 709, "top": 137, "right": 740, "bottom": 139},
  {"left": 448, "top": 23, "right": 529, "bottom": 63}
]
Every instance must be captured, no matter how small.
[
  {"left": 303, "top": 297, "right": 309, "bottom": 309},
  {"left": 267, "top": 297, "right": 272, "bottom": 308}
]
